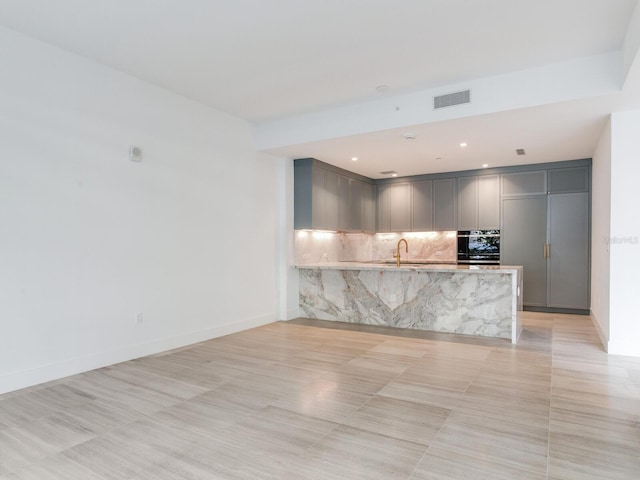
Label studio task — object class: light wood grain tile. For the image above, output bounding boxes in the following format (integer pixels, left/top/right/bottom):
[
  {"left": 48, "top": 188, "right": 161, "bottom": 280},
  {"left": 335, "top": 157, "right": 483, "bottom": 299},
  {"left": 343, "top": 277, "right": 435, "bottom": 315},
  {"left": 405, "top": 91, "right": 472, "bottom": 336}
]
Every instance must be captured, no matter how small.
[
  {"left": 377, "top": 380, "right": 465, "bottom": 409},
  {"left": 343, "top": 395, "right": 450, "bottom": 445},
  {"left": 2, "top": 311, "right": 639, "bottom": 479},
  {"left": 292, "top": 424, "right": 428, "bottom": 480},
  {"left": 411, "top": 445, "right": 547, "bottom": 480},
  {"left": 270, "top": 378, "right": 372, "bottom": 423},
  {"left": 1, "top": 455, "right": 107, "bottom": 480},
  {"left": 431, "top": 411, "right": 549, "bottom": 475}
]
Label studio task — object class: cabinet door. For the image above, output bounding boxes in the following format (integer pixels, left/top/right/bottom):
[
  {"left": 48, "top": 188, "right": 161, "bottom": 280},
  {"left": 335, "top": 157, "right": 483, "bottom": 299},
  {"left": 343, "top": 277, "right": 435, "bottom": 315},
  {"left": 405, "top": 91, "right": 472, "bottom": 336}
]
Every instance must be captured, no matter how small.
[
  {"left": 433, "top": 178, "right": 456, "bottom": 230},
  {"left": 411, "top": 180, "right": 433, "bottom": 231},
  {"left": 348, "top": 179, "right": 363, "bottom": 231},
  {"left": 502, "top": 196, "right": 548, "bottom": 307},
  {"left": 361, "top": 183, "right": 376, "bottom": 233},
  {"left": 376, "top": 184, "right": 390, "bottom": 233},
  {"left": 323, "top": 170, "right": 340, "bottom": 230},
  {"left": 548, "top": 167, "right": 589, "bottom": 194},
  {"left": 457, "top": 176, "right": 478, "bottom": 230},
  {"left": 389, "top": 183, "right": 411, "bottom": 232},
  {"left": 547, "top": 192, "right": 590, "bottom": 309},
  {"left": 502, "top": 171, "right": 547, "bottom": 196},
  {"left": 311, "top": 167, "right": 326, "bottom": 229},
  {"left": 338, "top": 175, "right": 351, "bottom": 231},
  {"left": 478, "top": 175, "right": 500, "bottom": 229},
  {"left": 293, "top": 162, "right": 313, "bottom": 229}
]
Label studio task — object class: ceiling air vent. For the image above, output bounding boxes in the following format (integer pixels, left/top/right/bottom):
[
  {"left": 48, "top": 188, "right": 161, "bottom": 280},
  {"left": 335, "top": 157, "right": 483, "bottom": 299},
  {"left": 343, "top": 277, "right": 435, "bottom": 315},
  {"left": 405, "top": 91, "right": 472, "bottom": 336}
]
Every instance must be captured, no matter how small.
[
  {"left": 434, "top": 90, "right": 471, "bottom": 109},
  {"left": 516, "top": 148, "right": 526, "bottom": 156}
]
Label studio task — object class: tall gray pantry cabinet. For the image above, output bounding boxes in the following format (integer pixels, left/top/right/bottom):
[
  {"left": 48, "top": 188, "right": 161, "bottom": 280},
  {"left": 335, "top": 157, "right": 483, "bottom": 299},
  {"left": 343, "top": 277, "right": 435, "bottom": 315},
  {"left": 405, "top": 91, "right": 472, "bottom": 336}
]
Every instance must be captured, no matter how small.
[{"left": 501, "top": 166, "right": 590, "bottom": 312}]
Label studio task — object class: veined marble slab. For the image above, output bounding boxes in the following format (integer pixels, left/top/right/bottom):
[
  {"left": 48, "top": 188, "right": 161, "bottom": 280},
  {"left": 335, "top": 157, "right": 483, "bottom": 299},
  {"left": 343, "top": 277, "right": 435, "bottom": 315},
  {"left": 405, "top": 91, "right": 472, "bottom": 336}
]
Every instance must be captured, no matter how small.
[{"left": 297, "top": 264, "right": 522, "bottom": 343}]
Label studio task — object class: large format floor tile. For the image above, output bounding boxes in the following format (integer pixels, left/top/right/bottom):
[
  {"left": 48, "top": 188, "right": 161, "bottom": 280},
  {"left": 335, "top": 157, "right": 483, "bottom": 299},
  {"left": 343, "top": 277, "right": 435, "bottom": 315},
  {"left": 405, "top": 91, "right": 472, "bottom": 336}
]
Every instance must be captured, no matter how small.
[{"left": 1, "top": 312, "right": 639, "bottom": 479}]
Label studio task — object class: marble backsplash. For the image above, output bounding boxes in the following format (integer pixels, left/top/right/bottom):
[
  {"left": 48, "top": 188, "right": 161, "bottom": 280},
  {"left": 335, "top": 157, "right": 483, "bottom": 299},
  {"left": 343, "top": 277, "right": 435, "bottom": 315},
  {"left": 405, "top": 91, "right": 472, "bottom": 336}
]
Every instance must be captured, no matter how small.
[{"left": 294, "top": 230, "right": 457, "bottom": 264}]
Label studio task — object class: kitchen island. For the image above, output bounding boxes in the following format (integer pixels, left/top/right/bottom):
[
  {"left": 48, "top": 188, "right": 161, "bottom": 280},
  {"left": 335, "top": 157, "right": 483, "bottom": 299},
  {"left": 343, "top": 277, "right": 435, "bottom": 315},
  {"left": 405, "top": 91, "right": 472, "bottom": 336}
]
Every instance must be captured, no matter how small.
[{"left": 296, "top": 262, "right": 523, "bottom": 343}]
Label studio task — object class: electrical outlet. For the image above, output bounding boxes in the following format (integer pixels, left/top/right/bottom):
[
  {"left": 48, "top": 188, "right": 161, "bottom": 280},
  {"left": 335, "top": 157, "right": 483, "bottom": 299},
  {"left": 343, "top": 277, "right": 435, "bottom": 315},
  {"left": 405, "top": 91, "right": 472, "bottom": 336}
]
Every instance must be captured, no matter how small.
[{"left": 135, "top": 312, "right": 143, "bottom": 325}]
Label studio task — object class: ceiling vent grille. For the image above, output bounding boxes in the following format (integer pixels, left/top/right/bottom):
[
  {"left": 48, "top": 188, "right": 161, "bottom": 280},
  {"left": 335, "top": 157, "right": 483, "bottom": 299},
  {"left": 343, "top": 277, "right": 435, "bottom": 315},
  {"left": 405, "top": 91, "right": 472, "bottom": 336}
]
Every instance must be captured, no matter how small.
[
  {"left": 434, "top": 90, "right": 471, "bottom": 109},
  {"left": 516, "top": 148, "right": 526, "bottom": 156}
]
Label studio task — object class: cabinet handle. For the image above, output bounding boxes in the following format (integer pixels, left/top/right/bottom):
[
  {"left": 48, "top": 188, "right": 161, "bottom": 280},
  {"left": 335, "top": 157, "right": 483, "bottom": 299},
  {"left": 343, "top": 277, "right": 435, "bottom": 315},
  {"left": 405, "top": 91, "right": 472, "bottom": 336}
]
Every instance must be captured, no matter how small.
[
  {"left": 543, "top": 244, "right": 546, "bottom": 258},
  {"left": 547, "top": 243, "right": 550, "bottom": 258}
]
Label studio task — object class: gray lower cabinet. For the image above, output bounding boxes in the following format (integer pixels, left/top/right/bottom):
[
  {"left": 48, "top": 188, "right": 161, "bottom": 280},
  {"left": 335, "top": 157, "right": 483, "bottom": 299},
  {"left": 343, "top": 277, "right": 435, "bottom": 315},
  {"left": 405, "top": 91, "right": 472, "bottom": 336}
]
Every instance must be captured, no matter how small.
[
  {"left": 547, "top": 192, "right": 590, "bottom": 309},
  {"left": 502, "top": 196, "right": 548, "bottom": 306},
  {"left": 501, "top": 186, "right": 590, "bottom": 311}
]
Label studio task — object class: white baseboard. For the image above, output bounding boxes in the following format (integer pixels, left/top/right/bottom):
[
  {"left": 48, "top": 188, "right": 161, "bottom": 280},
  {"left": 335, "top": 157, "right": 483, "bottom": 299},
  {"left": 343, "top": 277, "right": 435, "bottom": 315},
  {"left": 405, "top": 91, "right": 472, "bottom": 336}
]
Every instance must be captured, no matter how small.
[
  {"left": 589, "top": 311, "right": 609, "bottom": 353},
  {"left": 0, "top": 313, "right": 275, "bottom": 396}
]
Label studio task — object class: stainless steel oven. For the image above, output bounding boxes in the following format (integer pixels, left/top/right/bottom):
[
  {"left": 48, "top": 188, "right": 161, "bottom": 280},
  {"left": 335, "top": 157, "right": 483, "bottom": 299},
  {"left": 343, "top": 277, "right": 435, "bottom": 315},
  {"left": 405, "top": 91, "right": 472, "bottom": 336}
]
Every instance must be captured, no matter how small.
[{"left": 457, "top": 230, "right": 501, "bottom": 264}]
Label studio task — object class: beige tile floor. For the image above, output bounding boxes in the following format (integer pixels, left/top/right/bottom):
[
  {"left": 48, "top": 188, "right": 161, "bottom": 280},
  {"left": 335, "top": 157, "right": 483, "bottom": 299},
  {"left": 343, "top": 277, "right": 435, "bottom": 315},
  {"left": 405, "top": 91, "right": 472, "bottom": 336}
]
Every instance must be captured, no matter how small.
[{"left": 1, "top": 312, "right": 639, "bottom": 479}]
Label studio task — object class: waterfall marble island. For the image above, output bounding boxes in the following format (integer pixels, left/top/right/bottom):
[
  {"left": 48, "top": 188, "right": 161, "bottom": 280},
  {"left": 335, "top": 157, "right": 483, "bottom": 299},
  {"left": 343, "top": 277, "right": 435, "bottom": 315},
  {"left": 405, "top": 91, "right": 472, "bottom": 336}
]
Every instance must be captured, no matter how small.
[{"left": 294, "top": 231, "right": 523, "bottom": 343}]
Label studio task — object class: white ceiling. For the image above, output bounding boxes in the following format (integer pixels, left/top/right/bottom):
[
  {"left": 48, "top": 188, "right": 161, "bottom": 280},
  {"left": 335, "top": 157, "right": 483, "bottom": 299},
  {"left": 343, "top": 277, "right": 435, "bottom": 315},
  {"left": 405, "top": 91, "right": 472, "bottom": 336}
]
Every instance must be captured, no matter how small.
[{"left": 0, "top": 0, "right": 638, "bottom": 177}]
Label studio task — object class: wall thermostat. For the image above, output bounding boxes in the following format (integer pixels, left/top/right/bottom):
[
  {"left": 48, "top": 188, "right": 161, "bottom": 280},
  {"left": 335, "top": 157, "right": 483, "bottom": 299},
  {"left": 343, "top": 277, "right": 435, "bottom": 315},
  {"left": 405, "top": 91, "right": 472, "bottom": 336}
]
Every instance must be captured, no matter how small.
[{"left": 129, "top": 145, "right": 143, "bottom": 162}]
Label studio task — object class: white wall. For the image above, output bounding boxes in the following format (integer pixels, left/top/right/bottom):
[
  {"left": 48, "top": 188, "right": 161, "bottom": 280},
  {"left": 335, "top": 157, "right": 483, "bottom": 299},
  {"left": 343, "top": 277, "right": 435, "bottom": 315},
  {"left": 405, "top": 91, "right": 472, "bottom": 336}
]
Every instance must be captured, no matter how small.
[
  {"left": 590, "top": 119, "right": 612, "bottom": 347},
  {"left": 608, "top": 110, "right": 640, "bottom": 356},
  {"left": 0, "top": 28, "right": 280, "bottom": 394}
]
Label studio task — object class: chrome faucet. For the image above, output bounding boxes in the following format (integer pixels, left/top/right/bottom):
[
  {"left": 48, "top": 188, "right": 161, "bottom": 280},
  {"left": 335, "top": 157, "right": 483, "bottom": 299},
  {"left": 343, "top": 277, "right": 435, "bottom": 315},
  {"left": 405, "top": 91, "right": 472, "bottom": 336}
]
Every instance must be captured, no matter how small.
[{"left": 394, "top": 238, "right": 408, "bottom": 267}]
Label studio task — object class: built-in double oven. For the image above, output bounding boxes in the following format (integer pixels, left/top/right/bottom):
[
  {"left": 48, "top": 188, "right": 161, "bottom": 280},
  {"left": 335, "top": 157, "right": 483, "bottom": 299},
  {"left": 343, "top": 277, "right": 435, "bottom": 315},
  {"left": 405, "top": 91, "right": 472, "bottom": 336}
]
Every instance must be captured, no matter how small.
[{"left": 457, "top": 230, "right": 501, "bottom": 265}]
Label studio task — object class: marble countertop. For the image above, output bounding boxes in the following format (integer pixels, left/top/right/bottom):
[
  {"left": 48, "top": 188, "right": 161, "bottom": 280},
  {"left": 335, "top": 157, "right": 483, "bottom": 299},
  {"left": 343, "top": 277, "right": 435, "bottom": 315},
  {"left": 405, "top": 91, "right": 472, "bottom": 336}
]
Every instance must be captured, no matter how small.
[{"left": 294, "top": 261, "right": 522, "bottom": 274}]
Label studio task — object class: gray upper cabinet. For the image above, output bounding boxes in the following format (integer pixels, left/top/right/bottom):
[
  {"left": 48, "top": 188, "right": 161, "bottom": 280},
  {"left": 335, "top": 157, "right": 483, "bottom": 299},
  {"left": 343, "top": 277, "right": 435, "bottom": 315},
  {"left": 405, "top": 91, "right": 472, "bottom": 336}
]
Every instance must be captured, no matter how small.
[
  {"left": 347, "top": 178, "right": 362, "bottom": 231},
  {"left": 337, "top": 175, "right": 351, "bottom": 231},
  {"left": 501, "top": 170, "right": 547, "bottom": 196},
  {"left": 376, "top": 182, "right": 411, "bottom": 232},
  {"left": 457, "top": 176, "right": 478, "bottom": 230},
  {"left": 548, "top": 166, "right": 589, "bottom": 194},
  {"left": 323, "top": 170, "right": 340, "bottom": 230},
  {"left": 376, "top": 184, "right": 390, "bottom": 232},
  {"left": 345, "top": 179, "right": 375, "bottom": 233},
  {"left": 478, "top": 175, "right": 500, "bottom": 229},
  {"left": 433, "top": 178, "right": 456, "bottom": 230},
  {"left": 411, "top": 180, "right": 433, "bottom": 231},
  {"left": 362, "top": 182, "right": 376, "bottom": 233},
  {"left": 389, "top": 183, "right": 411, "bottom": 232},
  {"left": 294, "top": 159, "right": 374, "bottom": 232},
  {"left": 294, "top": 162, "right": 332, "bottom": 230}
]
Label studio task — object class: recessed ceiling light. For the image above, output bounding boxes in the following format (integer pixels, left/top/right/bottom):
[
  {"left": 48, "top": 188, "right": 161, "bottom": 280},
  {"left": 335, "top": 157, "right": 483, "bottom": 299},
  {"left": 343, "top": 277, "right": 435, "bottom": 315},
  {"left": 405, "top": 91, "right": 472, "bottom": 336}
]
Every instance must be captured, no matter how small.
[
  {"left": 459, "top": 142, "right": 468, "bottom": 148},
  {"left": 435, "top": 156, "right": 443, "bottom": 160},
  {"left": 391, "top": 173, "right": 398, "bottom": 177},
  {"left": 376, "top": 85, "right": 390, "bottom": 93},
  {"left": 482, "top": 164, "right": 489, "bottom": 168},
  {"left": 351, "top": 157, "right": 358, "bottom": 162},
  {"left": 403, "top": 133, "right": 416, "bottom": 140}
]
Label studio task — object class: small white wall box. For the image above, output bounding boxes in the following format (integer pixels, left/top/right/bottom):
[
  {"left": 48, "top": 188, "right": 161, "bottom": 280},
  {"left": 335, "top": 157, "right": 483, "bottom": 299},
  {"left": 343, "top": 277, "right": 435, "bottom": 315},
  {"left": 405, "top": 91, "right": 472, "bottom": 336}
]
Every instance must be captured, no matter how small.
[{"left": 129, "top": 145, "right": 143, "bottom": 162}]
